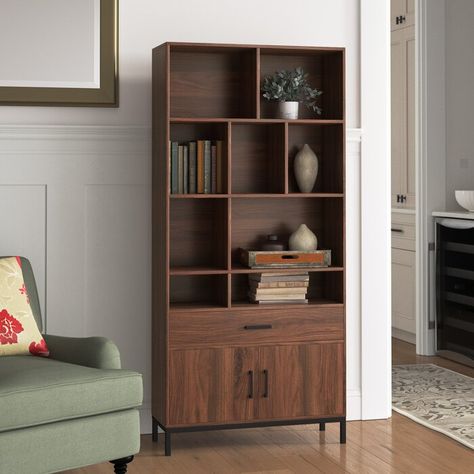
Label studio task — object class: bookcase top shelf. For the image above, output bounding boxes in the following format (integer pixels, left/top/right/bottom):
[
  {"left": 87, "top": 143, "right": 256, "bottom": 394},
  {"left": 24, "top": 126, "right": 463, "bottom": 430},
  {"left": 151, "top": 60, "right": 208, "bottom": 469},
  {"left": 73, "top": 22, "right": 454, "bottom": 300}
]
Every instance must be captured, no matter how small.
[{"left": 170, "top": 118, "right": 344, "bottom": 124}]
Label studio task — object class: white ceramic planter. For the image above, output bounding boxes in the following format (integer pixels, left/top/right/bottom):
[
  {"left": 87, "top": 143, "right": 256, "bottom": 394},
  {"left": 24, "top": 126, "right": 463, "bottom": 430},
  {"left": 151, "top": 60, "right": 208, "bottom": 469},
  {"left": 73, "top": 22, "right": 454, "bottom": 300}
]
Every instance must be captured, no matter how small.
[{"left": 277, "top": 101, "right": 299, "bottom": 119}]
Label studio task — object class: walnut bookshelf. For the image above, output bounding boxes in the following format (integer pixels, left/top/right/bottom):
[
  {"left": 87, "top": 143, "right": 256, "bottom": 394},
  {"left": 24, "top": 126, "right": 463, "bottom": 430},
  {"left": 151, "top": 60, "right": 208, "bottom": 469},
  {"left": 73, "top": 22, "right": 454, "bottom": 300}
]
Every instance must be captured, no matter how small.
[{"left": 152, "top": 42, "right": 346, "bottom": 455}]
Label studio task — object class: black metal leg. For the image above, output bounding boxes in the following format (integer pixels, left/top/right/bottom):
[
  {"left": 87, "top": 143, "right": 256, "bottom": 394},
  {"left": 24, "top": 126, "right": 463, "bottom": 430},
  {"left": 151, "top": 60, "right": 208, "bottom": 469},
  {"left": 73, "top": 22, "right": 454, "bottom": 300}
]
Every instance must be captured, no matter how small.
[
  {"left": 340, "top": 420, "right": 346, "bottom": 444},
  {"left": 152, "top": 417, "right": 159, "bottom": 442},
  {"left": 110, "top": 455, "right": 134, "bottom": 474},
  {"left": 165, "top": 431, "right": 171, "bottom": 456},
  {"left": 319, "top": 422, "right": 326, "bottom": 431}
]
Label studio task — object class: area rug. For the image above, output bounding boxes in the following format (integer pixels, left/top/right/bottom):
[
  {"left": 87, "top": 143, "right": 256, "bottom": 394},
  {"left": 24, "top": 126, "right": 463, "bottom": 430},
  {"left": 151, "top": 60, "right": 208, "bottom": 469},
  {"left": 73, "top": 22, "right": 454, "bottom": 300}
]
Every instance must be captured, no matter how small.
[{"left": 392, "top": 364, "right": 474, "bottom": 449}]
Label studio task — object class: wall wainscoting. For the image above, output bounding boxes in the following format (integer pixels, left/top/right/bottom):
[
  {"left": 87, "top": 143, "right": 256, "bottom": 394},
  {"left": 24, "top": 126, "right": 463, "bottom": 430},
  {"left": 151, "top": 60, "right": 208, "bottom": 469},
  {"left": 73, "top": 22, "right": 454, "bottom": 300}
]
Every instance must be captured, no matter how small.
[{"left": 0, "top": 124, "right": 362, "bottom": 432}]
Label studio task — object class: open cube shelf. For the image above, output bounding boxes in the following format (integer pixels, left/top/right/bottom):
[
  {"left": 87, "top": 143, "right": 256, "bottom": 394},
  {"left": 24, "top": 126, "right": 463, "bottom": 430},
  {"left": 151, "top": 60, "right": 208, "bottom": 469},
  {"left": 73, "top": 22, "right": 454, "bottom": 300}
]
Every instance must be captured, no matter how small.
[
  {"left": 259, "top": 48, "right": 344, "bottom": 120},
  {"left": 169, "top": 45, "right": 257, "bottom": 119},
  {"left": 231, "top": 123, "right": 285, "bottom": 194},
  {"left": 170, "top": 274, "right": 228, "bottom": 309},
  {"left": 231, "top": 197, "right": 343, "bottom": 268},
  {"left": 288, "top": 123, "right": 344, "bottom": 194},
  {"left": 231, "top": 271, "right": 343, "bottom": 308},
  {"left": 169, "top": 198, "right": 228, "bottom": 271}
]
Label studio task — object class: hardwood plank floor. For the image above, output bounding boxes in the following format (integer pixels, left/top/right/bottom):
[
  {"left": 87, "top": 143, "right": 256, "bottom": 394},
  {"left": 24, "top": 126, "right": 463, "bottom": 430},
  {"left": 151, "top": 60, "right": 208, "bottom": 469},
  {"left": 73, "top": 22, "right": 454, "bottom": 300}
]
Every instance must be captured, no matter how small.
[{"left": 68, "top": 339, "right": 474, "bottom": 473}]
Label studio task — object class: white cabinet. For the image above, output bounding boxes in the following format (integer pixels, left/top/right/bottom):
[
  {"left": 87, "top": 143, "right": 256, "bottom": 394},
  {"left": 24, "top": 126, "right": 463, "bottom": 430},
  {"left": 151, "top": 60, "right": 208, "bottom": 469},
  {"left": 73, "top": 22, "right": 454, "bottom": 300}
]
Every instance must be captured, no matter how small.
[
  {"left": 391, "top": 24, "right": 415, "bottom": 209},
  {"left": 391, "top": 0, "right": 415, "bottom": 31},
  {"left": 392, "top": 212, "right": 416, "bottom": 341},
  {"left": 392, "top": 248, "right": 416, "bottom": 335}
]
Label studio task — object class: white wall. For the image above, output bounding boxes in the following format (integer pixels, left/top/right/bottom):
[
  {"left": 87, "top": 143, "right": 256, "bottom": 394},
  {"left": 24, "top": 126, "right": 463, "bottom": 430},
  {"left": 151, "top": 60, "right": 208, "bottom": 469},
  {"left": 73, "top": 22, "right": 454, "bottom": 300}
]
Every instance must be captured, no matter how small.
[
  {"left": 0, "top": 0, "right": 360, "bottom": 128},
  {"left": 446, "top": 0, "right": 474, "bottom": 210},
  {"left": 0, "top": 0, "right": 393, "bottom": 432}
]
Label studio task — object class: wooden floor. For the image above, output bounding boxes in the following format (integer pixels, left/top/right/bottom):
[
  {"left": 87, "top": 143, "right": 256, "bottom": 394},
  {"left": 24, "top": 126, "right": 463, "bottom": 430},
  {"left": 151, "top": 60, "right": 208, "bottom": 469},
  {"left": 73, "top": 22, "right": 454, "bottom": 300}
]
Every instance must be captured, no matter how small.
[{"left": 69, "top": 339, "right": 474, "bottom": 474}]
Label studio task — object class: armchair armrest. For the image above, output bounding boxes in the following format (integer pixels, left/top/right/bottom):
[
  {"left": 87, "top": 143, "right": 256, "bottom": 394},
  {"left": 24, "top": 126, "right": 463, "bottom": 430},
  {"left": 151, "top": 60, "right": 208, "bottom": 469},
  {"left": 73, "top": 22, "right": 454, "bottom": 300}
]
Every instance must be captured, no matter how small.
[{"left": 43, "top": 334, "right": 122, "bottom": 370}]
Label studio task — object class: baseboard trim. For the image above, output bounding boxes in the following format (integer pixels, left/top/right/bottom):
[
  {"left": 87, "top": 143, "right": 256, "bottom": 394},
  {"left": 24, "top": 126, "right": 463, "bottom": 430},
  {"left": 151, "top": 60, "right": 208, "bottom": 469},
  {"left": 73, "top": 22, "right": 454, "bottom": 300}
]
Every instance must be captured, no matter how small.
[{"left": 392, "top": 327, "right": 416, "bottom": 345}]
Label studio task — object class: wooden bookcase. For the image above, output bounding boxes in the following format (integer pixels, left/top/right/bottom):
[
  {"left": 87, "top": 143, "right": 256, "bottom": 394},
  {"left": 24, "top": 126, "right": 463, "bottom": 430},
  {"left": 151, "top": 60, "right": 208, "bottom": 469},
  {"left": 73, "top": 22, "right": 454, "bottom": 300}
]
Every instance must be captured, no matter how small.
[{"left": 152, "top": 42, "right": 346, "bottom": 455}]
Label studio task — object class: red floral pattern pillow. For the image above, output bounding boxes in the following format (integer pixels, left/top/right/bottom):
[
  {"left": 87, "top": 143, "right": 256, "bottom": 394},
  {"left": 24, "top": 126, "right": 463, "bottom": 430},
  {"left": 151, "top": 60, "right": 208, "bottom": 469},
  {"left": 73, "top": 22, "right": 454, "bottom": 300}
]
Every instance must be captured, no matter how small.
[{"left": 0, "top": 257, "right": 49, "bottom": 357}]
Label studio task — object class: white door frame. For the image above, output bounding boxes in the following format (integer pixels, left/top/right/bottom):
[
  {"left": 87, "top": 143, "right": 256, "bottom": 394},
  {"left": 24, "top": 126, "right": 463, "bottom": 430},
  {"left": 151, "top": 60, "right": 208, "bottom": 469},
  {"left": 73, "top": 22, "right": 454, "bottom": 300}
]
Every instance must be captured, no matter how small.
[
  {"left": 360, "top": 0, "right": 392, "bottom": 419},
  {"left": 415, "top": 0, "right": 446, "bottom": 356}
]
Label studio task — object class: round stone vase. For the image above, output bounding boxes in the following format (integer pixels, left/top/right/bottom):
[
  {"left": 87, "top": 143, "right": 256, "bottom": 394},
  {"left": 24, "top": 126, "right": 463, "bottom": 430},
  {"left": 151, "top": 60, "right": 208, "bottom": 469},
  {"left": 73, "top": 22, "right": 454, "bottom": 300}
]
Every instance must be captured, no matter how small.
[
  {"left": 294, "top": 144, "right": 318, "bottom": 193},
  {"left": 277, "top": 101, "right": 299, "bottom": 119},
  {"left": 289, "top": 224, "right": 318, "bottom": 251}
]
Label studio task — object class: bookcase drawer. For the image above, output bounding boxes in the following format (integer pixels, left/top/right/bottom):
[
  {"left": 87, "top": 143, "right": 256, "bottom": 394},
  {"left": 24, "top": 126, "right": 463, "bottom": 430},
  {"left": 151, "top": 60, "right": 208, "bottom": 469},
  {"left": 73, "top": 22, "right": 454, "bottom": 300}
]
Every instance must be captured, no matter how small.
[{"left": 169, "top": 307, "right": 344, "bottom": 349}]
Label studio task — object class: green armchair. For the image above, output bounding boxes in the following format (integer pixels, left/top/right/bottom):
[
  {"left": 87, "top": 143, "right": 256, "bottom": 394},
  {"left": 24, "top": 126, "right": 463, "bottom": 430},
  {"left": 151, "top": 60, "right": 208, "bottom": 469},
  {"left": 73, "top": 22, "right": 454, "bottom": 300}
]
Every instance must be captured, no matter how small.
[{"left": 0, "top": 258, "right": 143, "bottom": 473}]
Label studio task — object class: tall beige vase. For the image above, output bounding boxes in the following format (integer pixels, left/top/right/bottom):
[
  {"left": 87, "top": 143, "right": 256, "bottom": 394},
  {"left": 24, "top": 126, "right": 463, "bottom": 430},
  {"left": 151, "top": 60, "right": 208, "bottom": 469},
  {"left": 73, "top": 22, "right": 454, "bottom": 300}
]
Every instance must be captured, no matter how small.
[
  {"left": 289, "top": 224, "right": 318, "bottom": 251},
  {"left": 294, "top": 144, "right": 318, "bottom": 193}
]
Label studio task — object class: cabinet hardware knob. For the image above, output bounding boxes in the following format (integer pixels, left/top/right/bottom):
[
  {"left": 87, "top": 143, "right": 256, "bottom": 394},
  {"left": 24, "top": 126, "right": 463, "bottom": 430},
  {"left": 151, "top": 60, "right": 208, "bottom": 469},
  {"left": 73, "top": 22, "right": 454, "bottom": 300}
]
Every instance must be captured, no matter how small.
[
  {"left": 244, "top": 324, "right": 273, "bottom": 330},
  {"left": 263, "top": 369, "right": 269, "bottom": 398}
]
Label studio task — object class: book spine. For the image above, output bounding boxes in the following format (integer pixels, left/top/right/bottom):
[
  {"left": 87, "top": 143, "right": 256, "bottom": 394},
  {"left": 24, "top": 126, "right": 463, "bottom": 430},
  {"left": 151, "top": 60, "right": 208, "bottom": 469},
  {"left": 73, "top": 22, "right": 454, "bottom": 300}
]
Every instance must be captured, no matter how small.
[
  {"left": 183, "top": 145, "right": 189, "bottom": 194},
  {"left": 197, "top": 140, "right": 204, "bottom": 194},
  {"left": 211, "top": 144, "right": 217, "bottom": 194},
  {"left": 216, "top": 140, "right": 223, "bottom": 193},
  {"left": 178, "top": 145, "right": 184, "bottom": 194},
  {"left": 204, "top": 140, "right": 211, "bottom": 194},
  {"left": 170, "top": 142, "right": 179, "bottom": 194},
  {"left": 189, "top": 142, "right": 197, "bottom": 194}
]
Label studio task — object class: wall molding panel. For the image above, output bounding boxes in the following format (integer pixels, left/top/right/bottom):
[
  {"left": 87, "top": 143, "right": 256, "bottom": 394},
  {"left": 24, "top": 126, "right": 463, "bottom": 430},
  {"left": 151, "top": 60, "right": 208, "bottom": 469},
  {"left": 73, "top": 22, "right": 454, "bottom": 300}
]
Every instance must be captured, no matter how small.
[{"left": 0, "top": 125, "right": 361, "bottom": 430}]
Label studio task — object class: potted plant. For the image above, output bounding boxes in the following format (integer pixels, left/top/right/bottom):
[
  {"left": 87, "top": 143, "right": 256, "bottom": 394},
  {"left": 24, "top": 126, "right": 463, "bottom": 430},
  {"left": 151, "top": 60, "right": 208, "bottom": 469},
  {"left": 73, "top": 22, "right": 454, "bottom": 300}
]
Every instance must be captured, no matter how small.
[{"left": 261, "top": 67, "right": 322, "bottom": 119}]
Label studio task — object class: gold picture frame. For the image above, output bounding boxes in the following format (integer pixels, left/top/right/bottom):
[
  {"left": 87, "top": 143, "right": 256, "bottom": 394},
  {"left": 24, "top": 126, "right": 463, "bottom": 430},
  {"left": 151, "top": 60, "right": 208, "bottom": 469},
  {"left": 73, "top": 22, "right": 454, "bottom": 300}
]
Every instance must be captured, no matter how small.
[{"left": 0, "top": 0, "right": 118, "bottom": 107}]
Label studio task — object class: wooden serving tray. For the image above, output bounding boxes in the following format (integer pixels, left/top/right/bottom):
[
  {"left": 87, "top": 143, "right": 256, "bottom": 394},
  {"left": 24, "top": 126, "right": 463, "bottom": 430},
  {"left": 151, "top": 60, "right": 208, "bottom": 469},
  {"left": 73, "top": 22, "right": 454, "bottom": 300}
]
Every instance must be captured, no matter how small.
[{"left": 240, "top": 248, "right": 331, "bottom": 268}]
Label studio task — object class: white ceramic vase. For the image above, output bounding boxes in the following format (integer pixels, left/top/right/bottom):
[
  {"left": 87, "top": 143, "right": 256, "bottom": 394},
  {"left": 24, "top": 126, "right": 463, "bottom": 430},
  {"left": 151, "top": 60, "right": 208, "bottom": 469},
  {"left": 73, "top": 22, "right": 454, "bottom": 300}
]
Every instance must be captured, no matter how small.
[
  {"left": 277, "top": 101, "right": 299, "bottom": 119},
  {"left": 294, "top": 144, "right": 318, "bottom": 193},
  {"left": 289, "top": 224, "right": 318, "bottom": 251}
]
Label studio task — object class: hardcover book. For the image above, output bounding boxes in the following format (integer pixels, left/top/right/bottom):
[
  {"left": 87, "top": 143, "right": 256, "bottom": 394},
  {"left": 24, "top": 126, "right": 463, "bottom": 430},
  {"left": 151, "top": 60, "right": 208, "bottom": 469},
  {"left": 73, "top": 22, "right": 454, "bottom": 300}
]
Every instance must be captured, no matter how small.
[
  {"left": 189, "top": 141, "right": 197, "bottom": 194},
  {"left": 183, "top": 145, "right": 189, "bottom": 194},
  {"left": 197, "top": 140, "right": 204, "bottom": 194},
  {"left": 170, "top": 141, "right": 178, "bottom": 194},
  {"left": 203, "top": 140, "right": 211, "bottom": 194},
  {"left": 177, "top": 145, "right": 184, "bottom": 194},
  {"left": 211, "top": 144, "right": 217, "bottom": 194}
]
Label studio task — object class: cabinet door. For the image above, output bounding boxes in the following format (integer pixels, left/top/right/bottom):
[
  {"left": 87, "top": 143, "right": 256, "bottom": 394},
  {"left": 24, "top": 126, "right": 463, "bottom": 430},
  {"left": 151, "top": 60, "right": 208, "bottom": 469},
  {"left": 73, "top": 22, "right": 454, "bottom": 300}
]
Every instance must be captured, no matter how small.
[
  {"left": 227, "top": 346, "right": 259, "bottom": 422},
  {"left": 392, "top": 248, "right": 416, "bottom": 334},
  {"left": 405, "top": 27, "right": 416, "bottom": 208},
  {"left": 391, "top": 25, "right": 415, "bottom": 209},
  {"left": 391, "top": 0, "right": 406, "bottom": 30},
  {"left": 391, "top": 27, "right": 406, "bottom": 203},
  {"left": 392, "top": 0, "right": 415, "bottom": 30},
  {"left": 258, "top": 343, "right": 344, "bottom": 420},
  {"left": 169, "top": 348, "right": 228, "bottom": 425}
]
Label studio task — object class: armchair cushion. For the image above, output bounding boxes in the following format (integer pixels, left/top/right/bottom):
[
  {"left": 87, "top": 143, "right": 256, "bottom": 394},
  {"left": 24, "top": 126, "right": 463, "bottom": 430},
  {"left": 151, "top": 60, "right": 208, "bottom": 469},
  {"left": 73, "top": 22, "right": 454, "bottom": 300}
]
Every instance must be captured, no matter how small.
[{"left": 0, "top": 356, "right": 142, "bottom": 433}]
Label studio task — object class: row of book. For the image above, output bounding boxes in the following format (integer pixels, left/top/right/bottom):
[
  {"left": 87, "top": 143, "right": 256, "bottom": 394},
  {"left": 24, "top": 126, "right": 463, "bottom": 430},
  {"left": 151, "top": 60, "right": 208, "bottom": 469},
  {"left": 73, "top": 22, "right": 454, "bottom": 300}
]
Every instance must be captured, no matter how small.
[
  {"left": 248, "top": 272, "right": 309, "bottom": 304},
  {"left": 170, "top": 140, "right": 224, "bottom": 194}
]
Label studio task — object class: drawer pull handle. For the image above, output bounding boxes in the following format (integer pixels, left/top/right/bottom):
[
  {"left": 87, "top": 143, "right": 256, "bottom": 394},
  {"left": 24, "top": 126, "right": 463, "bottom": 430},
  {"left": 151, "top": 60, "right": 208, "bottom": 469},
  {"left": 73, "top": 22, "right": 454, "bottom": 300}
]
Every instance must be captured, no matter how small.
[
  {"left": 391, "top": 228, "right": 404, "bottom": 233},
  {"left": 244, "top": 324, "right": 273, "bottom": 330},
  {"left": 263, "top": 369, "right": 269, "bottom": 398},
  {"left": 248, "top": 370, "right": 254, "bottom": 399}
]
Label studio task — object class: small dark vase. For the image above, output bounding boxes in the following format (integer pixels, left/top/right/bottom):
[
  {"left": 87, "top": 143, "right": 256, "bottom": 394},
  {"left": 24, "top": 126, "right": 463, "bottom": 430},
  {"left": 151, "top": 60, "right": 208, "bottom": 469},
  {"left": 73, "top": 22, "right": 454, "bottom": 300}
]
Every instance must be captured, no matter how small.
[{"left": 261, "top": 234, "right": 286, "bottom": 251}]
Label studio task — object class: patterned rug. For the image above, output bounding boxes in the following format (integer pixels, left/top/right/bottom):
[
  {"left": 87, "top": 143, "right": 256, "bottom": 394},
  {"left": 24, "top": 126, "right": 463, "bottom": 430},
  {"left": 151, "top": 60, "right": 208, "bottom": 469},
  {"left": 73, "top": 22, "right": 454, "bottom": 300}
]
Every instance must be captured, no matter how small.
[{"left": 392, "top": 364, "right": 474, "bottom": 449}]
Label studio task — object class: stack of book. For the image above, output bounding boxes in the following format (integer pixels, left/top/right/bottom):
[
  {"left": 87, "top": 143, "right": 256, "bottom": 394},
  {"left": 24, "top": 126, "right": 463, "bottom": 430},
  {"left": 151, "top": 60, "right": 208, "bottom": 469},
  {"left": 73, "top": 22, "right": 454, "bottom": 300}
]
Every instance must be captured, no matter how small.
[
  {"left": 170, "top": 140, "right": 223, "bottom": 194},
  {"left": 248, "top": 272, "right": 310, "bottom": 304}
]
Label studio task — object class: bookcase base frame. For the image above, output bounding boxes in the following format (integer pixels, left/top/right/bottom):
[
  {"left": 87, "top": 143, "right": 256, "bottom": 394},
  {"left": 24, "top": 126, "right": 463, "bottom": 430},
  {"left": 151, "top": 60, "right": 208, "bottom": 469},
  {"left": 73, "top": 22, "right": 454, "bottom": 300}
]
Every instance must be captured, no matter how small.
[{"left": 152, "top": 416, "right": 347, "bottom": 456}]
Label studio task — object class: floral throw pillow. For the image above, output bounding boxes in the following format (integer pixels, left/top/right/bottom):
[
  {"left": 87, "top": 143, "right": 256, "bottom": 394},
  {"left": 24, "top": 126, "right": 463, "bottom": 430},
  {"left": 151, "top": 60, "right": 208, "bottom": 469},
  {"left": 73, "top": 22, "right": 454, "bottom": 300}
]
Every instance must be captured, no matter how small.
[{"left": 0, "top": 257, "right": 49, "bottom": 357}]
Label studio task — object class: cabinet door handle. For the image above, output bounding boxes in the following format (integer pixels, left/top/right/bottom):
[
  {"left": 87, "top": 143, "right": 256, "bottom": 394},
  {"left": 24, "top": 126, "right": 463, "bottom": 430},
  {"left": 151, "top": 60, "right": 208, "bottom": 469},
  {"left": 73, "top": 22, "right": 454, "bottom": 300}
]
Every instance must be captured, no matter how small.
[
  {"left": 244, "top": 324, "right": 273, "bottom": 330},
  {"left": 248, "top": 370, "right": 254, "bottom": 399},
  {"left": 263, "top": 369, "right": 269, "bottom": 398},
  {"left": 391, "top": 228, "right": 404, "bottom": 233}
]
